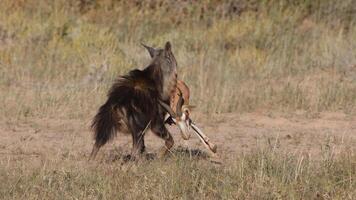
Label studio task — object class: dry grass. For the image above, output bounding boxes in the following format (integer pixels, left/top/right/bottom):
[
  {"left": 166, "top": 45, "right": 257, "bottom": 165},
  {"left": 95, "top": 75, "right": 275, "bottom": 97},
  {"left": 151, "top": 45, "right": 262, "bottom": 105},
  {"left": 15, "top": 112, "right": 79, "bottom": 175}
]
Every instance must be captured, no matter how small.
[
  {"left": 0, "top": 0, "right": 355, "bottom": 123},
  {"left": 1, "top": 149, "right": 355, "bottom": 199},
  {"left": 1, "top": 110, "right": 355, "bottom": 199},
  {"left": 0, "top": 0, "right": 355, "bottom": 199}
]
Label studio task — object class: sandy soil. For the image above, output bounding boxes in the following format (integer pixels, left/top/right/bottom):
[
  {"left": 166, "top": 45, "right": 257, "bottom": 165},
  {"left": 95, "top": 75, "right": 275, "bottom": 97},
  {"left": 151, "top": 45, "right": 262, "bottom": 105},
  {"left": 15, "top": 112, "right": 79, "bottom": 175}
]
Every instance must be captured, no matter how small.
[{"left": 0, "top": 112, "right": 355, "bottom": 165}]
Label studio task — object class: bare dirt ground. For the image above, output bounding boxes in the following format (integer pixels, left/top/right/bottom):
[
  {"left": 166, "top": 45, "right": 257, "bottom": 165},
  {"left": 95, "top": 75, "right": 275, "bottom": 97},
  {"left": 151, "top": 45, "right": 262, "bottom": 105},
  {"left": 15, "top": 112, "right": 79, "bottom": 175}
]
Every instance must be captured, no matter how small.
[{"left": 0, "top": 112, "right": 355, "bottom": 165}]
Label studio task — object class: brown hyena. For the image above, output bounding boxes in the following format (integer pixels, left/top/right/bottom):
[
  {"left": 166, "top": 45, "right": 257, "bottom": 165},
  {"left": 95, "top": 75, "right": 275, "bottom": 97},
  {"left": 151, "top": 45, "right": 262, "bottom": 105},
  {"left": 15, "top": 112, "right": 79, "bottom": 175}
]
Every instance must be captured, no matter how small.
[{"left": 90, "top": 42, "right": 188, "bottom": 160}]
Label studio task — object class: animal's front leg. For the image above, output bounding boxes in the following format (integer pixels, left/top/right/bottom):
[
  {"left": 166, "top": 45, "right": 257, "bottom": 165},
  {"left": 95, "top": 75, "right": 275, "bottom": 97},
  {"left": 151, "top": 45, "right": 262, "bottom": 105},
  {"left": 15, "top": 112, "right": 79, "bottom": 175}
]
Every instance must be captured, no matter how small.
[{"left": 151, "top": 123, "right": 174, "bottom": 158}]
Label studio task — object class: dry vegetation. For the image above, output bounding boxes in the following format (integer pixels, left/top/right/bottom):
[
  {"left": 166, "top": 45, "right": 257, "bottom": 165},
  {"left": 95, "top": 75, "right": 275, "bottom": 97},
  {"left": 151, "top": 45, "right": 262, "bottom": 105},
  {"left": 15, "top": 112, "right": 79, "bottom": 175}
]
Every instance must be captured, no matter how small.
[
  {"left": 0, "top": 0, "right": 355, "bottom": 199},
  {"left": 1, "top": 150, "right": 355, "bottom": 199}
]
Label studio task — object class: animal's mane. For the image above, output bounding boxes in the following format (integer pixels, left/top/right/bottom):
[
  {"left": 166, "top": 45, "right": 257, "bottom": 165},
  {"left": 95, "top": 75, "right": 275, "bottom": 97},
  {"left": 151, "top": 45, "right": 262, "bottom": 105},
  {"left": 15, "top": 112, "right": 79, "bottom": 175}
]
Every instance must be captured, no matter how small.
[
  {"left": 104, "top": 62, "right": 166, "bottom": 115},
  {"left": 143, "top": 62, "right": 164, "bottom": 94}
]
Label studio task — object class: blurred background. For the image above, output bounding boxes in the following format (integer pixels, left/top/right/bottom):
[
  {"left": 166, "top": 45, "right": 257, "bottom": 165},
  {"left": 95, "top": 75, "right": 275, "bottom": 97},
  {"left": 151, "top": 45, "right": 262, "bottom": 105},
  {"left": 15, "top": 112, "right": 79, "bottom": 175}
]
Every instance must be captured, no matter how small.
[{"left": 0, "top": 0, "right": 355, "bottom": 122}]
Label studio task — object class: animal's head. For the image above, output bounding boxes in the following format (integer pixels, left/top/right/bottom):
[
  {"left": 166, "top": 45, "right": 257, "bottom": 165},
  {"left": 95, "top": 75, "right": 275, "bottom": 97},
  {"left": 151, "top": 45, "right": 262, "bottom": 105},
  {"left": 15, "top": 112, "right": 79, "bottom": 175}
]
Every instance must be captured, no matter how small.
[
  {"left": 159, "top": 88, "right": 194, "bottom": 140},
  {"left": 141, "top": 42, "right": 177, "bottom": 71}
]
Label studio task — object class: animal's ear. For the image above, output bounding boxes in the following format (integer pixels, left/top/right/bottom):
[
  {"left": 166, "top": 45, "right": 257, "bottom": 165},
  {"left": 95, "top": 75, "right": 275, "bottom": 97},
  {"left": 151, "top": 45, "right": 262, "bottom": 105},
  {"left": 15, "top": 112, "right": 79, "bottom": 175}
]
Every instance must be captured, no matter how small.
[
  {"left": 164, "top": 41, "right": 171, "bottom": 51},
  {"left": 141, "top": 43, "right": 156, "bottom": 58}
]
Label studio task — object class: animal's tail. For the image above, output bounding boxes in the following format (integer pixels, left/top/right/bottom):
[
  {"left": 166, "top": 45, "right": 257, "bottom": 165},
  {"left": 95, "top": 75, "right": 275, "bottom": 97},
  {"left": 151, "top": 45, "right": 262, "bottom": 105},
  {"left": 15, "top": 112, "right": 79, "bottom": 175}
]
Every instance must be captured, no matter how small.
[{"left": 90, "top": 98, "right": 118, "bottom": 160}]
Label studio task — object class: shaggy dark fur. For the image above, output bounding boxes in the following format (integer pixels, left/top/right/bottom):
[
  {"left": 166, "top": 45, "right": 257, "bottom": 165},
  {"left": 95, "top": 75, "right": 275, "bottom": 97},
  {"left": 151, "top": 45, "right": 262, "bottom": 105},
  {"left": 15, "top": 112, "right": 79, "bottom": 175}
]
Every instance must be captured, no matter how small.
[{"left": 90, "top": 42, "right": 178, "bottom": 159}]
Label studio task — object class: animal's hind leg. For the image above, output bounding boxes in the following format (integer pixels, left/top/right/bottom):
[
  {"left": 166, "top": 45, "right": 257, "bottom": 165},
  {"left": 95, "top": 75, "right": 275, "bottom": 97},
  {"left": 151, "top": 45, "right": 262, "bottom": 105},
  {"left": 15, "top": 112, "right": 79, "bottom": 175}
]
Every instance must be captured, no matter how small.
[
  {"left": 151, "top": 122, "right": 174, "bottom": 158},
  {"left": 130, "top": 121, "right": 151, "bottom": 159},
  {"left": 89, "top": 143, "right": 101, "bottom": 161},
  {"left": 131, "top": 131, "right": 146, "bottom": 159}
]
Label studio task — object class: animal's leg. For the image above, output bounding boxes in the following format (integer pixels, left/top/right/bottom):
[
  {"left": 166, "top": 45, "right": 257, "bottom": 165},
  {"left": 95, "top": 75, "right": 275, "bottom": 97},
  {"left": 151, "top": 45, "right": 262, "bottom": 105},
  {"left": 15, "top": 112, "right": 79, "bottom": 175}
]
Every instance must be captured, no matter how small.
[
  {"left": 151, "top": 123, "right": 174, "bottom": 158},
  {"left": 130, "top": 120, "right": 152, "bottom": 159},
  {"left": 89, "top": 143, "right": 101, "bottom": 160},
  {"left": 130, "top": 130, "right": 146, "bottom": 160}
]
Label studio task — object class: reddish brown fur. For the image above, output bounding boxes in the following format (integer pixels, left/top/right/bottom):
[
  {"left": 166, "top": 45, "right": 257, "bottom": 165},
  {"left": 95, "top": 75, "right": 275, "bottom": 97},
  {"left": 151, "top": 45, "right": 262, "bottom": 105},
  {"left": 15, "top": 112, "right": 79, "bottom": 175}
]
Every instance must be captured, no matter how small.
[{"left": 170, "top": 80, "right": 191, "bottom": 115}]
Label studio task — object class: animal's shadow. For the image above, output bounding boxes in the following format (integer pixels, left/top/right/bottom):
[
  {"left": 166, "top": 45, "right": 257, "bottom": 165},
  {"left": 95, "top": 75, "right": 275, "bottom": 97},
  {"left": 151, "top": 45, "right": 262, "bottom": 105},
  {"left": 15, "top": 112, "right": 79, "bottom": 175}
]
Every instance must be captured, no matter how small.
[
  {"left": 107, "top": 146, "right": 210, "bottom": 163},
  {"left": 173, "top": 146, "right": 210, "bottom": 159}
]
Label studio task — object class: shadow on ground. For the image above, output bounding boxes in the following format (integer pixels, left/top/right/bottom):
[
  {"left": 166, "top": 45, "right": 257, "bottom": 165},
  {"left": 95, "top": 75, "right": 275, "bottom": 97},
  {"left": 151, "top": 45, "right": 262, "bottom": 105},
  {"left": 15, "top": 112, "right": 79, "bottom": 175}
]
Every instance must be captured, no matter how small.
[{"left": 106, "top": 146, "right": 210, "bottom": 164}]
